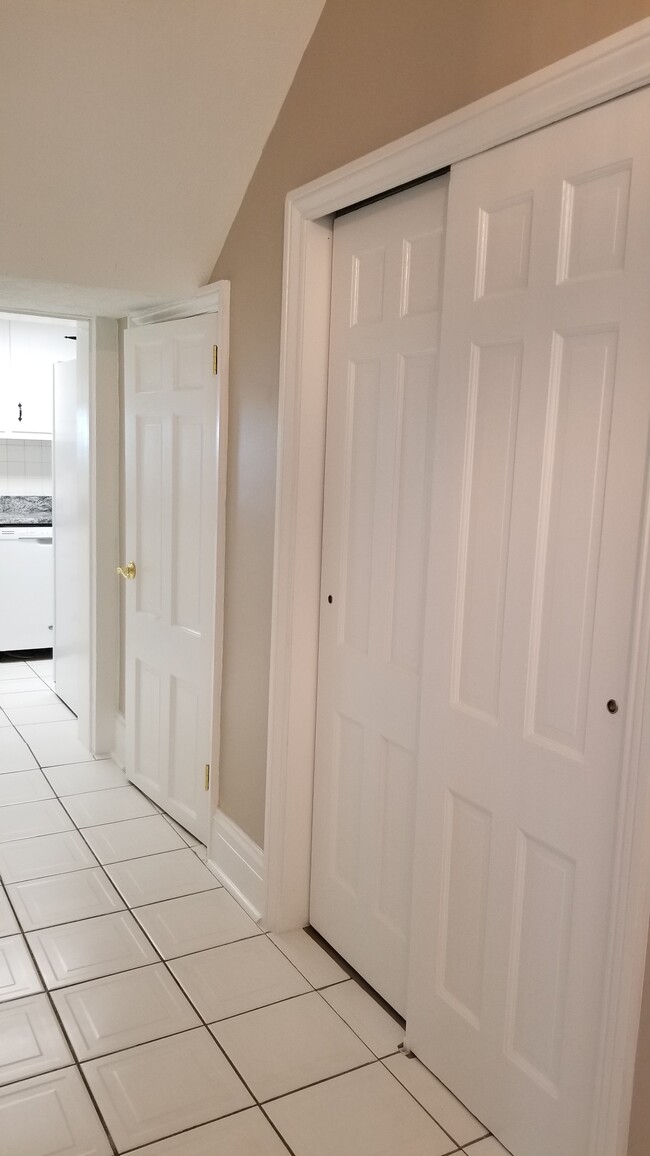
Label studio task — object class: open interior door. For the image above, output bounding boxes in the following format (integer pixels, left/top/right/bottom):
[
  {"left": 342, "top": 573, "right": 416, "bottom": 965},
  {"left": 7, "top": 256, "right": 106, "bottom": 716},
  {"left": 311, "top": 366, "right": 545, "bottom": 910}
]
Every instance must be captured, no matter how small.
[{"left": 123, "top": 312, "right": 224, "bottom": 843}]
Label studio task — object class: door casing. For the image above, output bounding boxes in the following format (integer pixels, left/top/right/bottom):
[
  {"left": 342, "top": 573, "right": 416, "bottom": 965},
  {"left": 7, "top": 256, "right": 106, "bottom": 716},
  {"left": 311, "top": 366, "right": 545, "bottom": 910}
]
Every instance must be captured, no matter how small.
[{"left": 264, "top": 19, "right": 650, "bottom": 1156}]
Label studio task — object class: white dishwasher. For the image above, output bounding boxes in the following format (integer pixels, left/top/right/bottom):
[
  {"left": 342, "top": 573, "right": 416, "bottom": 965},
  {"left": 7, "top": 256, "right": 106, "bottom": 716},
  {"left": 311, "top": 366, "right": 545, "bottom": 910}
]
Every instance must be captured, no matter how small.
[{"left": 0, "top": 525, "right": 54, "bottom": 651}]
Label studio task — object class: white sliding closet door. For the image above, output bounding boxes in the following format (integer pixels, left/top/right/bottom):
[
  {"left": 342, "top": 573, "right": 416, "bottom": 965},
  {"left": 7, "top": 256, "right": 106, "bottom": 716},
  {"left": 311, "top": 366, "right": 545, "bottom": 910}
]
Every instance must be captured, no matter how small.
[
  {"left": 407, "top": 88, "right": 650, "bottom": 1156},
  {"left": 310, "top": 178, "right": 448, "bottom": 1014}
]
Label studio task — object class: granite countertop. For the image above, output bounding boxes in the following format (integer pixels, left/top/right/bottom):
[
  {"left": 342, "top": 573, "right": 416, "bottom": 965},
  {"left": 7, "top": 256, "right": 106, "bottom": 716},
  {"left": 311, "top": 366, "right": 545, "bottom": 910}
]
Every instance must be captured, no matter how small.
[{"left": 0, "top": 496, "right": 52, "bottom": 525}]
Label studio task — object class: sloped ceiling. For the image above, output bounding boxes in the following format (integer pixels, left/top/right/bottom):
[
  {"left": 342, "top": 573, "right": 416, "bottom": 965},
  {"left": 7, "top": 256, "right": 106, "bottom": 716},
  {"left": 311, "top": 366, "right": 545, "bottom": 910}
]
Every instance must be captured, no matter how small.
[{"left": 0, "top": 0, "right": 326, "bottom": 316}]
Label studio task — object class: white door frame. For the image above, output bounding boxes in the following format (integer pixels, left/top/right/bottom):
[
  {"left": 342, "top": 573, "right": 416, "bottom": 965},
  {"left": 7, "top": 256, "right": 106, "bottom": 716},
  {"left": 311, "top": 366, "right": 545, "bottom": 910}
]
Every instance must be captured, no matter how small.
[
  {"left": 127, "top": 282, "right": 230, "bottom": 841},
  {"left": 264, "top": 19, "right": 650, "bottom": 1156}
]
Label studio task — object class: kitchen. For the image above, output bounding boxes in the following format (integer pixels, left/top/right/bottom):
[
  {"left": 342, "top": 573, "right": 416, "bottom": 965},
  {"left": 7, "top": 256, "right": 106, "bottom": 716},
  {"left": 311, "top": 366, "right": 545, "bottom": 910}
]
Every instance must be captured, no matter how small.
[{"left": 0, "top": 315, "right": 76, "bottom": 675}]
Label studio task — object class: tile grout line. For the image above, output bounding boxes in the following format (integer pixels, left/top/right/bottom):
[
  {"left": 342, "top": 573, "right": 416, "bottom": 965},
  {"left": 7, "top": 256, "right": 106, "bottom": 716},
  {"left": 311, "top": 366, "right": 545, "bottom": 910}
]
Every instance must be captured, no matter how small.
[{"left": 0, "top": 676, "right": 495, "bottom": 1154}]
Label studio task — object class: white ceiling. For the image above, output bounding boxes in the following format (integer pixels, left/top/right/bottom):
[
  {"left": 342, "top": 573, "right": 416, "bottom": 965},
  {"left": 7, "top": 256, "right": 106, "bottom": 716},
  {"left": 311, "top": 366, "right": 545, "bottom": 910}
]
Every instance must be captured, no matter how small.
[{"left": 0, "top": 0, "right": 325, "bottom": 317}]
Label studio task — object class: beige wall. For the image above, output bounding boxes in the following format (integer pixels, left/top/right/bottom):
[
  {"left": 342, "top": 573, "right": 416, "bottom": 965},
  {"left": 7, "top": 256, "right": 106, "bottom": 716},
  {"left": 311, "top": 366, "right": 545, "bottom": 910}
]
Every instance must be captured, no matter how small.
[{"left": 211, "top": 0, "right": 650, "bottom": 846}]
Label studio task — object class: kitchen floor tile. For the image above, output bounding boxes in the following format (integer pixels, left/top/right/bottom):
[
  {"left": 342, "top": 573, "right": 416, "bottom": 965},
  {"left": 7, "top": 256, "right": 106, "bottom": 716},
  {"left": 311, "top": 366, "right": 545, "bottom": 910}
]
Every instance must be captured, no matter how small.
[
  {"left": 383, "top": 1053, "right": 488, "bottom": 1147},
  {"left": 26, "top": 659, "right": 53, "bottom": 679},
  {"left": 0, "top": 993, "right": 72, "bottom": 1085},
  {"left": 0, "top": 890, "right": 19, "bottom": 935},
  {"left": 0, "top": 729, "right": 38, "bottom": 774},
  {"left": 43, "top": 758, "right": 127, "bottom": 796},
  {"left": 161, "top": 816, "right": 201, "bottom": 846},
  {"left": 0, "top": 677, "right": 48, "bottom": 695},
  {"left": 132, "top": 889, "right": 264, "bottom": 961},
  {"left": 0, "top": 710, "right": 11, "bottom": 727},
  {"left": 0, "top": 689, "right": 64, "bottom": 711},
  {"left": 105, "top": 849, "right": 220, "bottom": 907},
  {"left": 132, "top": 1108, "right": 291, "bottom": 1154},
  {"left": 15, "top": 721, "right": 94, "bottom": 767},
  {"left": 321, "top": 979, "right": 404, "bottom": 1058},
  {"left": 0, "top": 663, "right": 33, "bottom": 682},
  {"left": 0, "top": 935, "right": 42, "bottom": 1002},
  {"left": 269, "top": 928, "right": 350, "bottom": 988},
  {"left": 0, "top": 769, "right": 55, "bottom": 807},
  {"left": 0, "top": 798, "right": 73, "bottom": 843},
  {"left": 265, "top": 1061, "right": 459, "bottom": 1156},
  {"left": 462, "top": 1138, "right": 511, "bottom": 1155},
  {"left": 82, "top": 815, "right": 187, "bottom": 864},
  {"left": 172, "top": 934, "right": 311, "bottom": 1022},
  {"left": 8, "top": 867, "right": 125, "bottom": 930},
  {"left": 62, "top": 784, "right": 158, "bottom": 827},
  {"left": 82, "top": 1027, "right": 253, "bottom": 1151},
  {"left": 52, "top": 963, "right": 200, "bottom": 1060},
  {"left": 5, "top": 702, "right": 76, "bottom": 725},
  {"left": 211, "top": 991, "right": 374, "bottom": 1102},
  {"left": 0, "top": 1066, "right": 112, "bottom": 1155},
  {"left": 27, "top": 910, "right": 159, "bottom": 988},
  {"left": 0, "top": 830, "right": 98, "bottom": 884}
]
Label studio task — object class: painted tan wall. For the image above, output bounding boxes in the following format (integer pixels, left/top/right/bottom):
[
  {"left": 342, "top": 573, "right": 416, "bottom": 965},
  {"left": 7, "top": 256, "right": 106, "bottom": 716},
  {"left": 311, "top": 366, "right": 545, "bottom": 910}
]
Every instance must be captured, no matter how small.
[{"left": 211, "top": 0, "right": 650, "bottom": 846}]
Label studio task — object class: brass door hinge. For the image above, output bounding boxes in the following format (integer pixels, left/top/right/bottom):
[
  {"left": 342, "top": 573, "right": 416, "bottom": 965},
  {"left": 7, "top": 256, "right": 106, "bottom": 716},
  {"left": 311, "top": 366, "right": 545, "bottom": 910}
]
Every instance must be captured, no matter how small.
[
  {"left": 212, "top": 345, "right": 218, "bottom": 375},
  {"left": 204, "top": 763, "right": 210, "bottom": 791}
]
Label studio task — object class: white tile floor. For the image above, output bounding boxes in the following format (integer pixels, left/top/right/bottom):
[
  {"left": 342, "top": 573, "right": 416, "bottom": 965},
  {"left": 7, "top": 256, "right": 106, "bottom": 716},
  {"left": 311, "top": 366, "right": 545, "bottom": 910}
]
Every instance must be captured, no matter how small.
[{"left": 0, "top": 656, "right": 511, "bottom": 1155}]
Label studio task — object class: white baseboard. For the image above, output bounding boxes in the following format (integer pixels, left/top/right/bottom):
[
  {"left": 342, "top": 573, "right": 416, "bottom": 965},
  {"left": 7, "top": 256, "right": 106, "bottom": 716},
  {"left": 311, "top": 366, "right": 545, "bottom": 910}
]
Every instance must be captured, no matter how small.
[
  {"left": 112, "top": 712, "right": 125, "bottom": 769},
  {"left": 208, "top": 808, "right": 265, "bottom": 923}
]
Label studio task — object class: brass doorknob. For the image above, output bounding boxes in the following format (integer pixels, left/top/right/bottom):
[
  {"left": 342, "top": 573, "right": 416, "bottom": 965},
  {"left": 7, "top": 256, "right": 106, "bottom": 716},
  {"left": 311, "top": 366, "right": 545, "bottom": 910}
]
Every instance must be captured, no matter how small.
[{"left": 117, "top": 561, "right": 137, "bottom": 579}]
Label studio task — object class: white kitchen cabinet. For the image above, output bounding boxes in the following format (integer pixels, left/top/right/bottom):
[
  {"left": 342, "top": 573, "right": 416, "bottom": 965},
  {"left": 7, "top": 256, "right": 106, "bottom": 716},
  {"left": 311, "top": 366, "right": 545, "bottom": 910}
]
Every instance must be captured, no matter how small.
[{"left": 0, "top": 319, "right": 76, "bottom": 438}]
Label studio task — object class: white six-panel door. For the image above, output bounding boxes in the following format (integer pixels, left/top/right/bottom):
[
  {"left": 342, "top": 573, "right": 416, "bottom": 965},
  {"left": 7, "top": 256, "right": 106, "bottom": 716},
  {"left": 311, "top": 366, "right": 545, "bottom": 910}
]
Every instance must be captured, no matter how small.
[
  {"left": 407, "top": 88, "right": 650, "bottom": 1156},
  {"left": 124, "top": 314, "right": 221, "bottom": 842},
  {"left": 310, "top": 179, "right": 448, "bottom": 1014}
]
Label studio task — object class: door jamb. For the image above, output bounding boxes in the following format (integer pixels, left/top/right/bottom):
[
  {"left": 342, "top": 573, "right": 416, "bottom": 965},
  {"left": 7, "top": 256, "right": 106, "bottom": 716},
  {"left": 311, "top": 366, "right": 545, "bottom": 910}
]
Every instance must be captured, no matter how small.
[
  {"left": 264, "top": 19, "right": 650, "bottom": 1156},
  {"left": 126, "top": 282, "right": 230, "bottom": 847}
]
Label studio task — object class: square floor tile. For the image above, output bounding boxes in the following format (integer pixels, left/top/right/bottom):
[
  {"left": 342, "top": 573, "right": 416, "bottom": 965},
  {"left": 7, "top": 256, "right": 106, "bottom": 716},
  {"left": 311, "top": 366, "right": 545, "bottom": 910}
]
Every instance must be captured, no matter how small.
[
  {"left": 26, "top": 659, "right": 53, "bottom": 679},
  {"left": 0, "top": 889, "right": 19, "bottom": 935},
  {"left": 53, "top": 963, "right": 200, "bottom": 1060},
  {"left": 383, "top": 1053, "right": 488, "bottom": 1146},
  {"left": 172, "top": 934, "right": 312, "bottom": 1021},
  {"left": 105, "top": 849, "right": 220, "bottom": 907},
  {"left": 0, "top": 993, "right": 72, "bottom": 1085},
  {"left": 62, "top": 785, "right": 158, "bottom": 827},
  {"left": 0, "top": 730, "right": 38, "bottom": 774},
  {"left": 0, "top": 769, "right": 55, "bottom": 807},
  {"left": 8, "top": 867, "right": 125, "bottom": 930},
  {"left": 0, "top": 935, "right": 42, "bottom": 1002},
  {"left": 15, "top": 721, "right": 94, "bottom": 767},
  {"left": 4, "top": 702, "right": 75, "bottom": 725},
  {"left": 269, "top": 929, "right": 350, "bottom": 988},
  {"left": 81, "top": 815, "right": 187, "bottom": 864},
  {"left": 0, "top": 1066, "right": 112, "bottom": 1155},
  {"left": 0, "top": 663, "right": 33, "bottom": 682},
  {"left": 463, "top": 1139, "right": 511, "bottom": 1155},
  {"left": 162, "top": 816, "right": 201, "bottom": 846},
  {"left": 0, "top": 677, "right": 47, "bottom": 695},
  {"left": 133, "top": 889, "right": 262, "bottom": 960},
  {"left": 265, "top": 1061, "right": 458, "bottom": 1156},
  {"left": 0, "top": 798, "right": 73, "bottom": 843},
  {"left": 43, "top": 759, "right": 127, "bottom": 797},
  {"left": 211, "top": 991, "right": 374, "bottom": 1102},
  {"left": 0, "top": 830, "right": 98, "bottom": 884},
  {"left": 82, "top": 1027, "right": 253, "bottom": 1151},
  {"left": 321, "top": 980, "right": 404, "bottom": 1058},
  {"left": 133, "top": 1108, "right": 290, "bottom": 1154},
  {"left": 0, "top": 689, "right": 60, "bottom": 707},
  {"left": 27, "top": 910, "right": 159, "bottom": 988}
]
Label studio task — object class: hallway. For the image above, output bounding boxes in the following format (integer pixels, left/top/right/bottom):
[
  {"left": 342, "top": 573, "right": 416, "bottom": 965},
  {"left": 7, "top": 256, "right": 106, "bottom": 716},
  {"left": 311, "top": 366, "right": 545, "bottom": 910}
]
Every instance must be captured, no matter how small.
[{"left": 0, "top": 657, "right": 506, "bottom": 1155}]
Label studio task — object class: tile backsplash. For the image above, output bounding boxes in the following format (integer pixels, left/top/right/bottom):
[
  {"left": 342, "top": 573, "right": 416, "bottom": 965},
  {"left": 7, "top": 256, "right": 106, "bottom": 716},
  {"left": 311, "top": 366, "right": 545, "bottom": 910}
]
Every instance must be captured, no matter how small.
[{"left": 0, "top": 439, "right": 52, "bottom": 496}]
